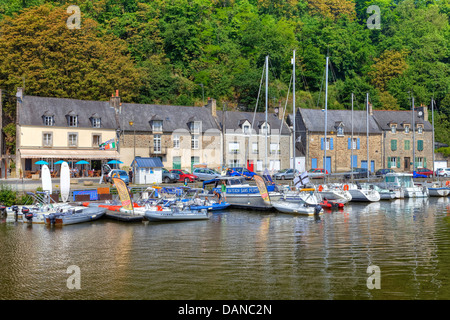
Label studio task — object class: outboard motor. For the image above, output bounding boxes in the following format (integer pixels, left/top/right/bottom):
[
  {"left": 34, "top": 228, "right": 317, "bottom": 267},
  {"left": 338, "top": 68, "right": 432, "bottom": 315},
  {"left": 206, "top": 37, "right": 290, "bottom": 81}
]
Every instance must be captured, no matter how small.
[
  {"left": 0, "top": 204, "right": 6, "bottom": 219},
  {"left": 22, "top": 207, "right": 33, "bottom": 222},
  {"left": 314, "top": 205, "right": 322, "bottom": 220},
  {"left": 11, "top": 205, "right": 19, "bottom": 221}
]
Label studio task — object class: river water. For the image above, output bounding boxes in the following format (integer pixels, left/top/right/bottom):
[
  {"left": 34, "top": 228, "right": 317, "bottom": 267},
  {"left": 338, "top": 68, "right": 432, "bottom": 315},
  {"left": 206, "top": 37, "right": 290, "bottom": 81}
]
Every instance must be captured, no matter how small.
[{"left": 1, "top": 197, "right": 450, "bottom": 300}]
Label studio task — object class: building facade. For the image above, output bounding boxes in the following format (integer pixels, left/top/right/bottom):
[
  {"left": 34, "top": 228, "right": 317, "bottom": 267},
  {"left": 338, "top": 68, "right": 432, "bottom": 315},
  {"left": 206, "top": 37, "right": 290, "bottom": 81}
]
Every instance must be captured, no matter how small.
[
  {"left": 295, "top": 105, "right": 434, "bottom": 173},
  {"left": 14, "top": 92, "right": 120, "bottom": 177}
]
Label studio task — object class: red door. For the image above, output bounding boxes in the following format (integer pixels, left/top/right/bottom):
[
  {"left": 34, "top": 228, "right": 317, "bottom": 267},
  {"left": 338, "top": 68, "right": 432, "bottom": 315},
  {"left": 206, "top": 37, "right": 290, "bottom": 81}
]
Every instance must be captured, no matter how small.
[{"left": 247, "top": 160, "right": 254, "bottom": 172}]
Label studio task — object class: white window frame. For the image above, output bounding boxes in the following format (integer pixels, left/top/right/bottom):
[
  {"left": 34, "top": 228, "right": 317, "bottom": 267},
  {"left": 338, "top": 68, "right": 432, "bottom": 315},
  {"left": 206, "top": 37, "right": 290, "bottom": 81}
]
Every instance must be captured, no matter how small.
[
  {"left": 68, "top": 115, "right": 78, "bottom": 127},
  {"left": 229, "top": 159, "right": 240, "bottom": 168},
  {"left": 337, "top": 126, "right": 344, "bottom": 136},
  {"left": 43, "top": 132, "right": 52, "bottom": 147},
  {"left": 190, "top": 121, "right": 201, "bottom": 134},
  {"left": 391, "top": 125, "right": 396, "bottom": 134},
  {"left": 390, "top": 157, "right": 397, "bottom": 169},
  {"left": 191, "top": 134, "right": 199, "bottom": 149},
  {"left": 173, "top": 134, "right": 180, "bottom": 149},
  {"left": 152, "top": 120, "right": 163, "bottom": 132},
  {"left": 252, "top": 142, "right": 258, "bottom": 154},
  {"left": 417, "top": 125, "right": 423, "bottom": 134},
  {"left": 92, "top": 134, "right": 101, "bottom": 147},
  {"left": 44, "top": 116, "right": 53, "bottom": 126},
  {"left": 229, "top": 141, "right": 240, "bottom": 154},
  {"left": 154, "top": 134, "right": 161, "bottom": 153},
  {"left": 92, "top": 118, "right": 101, "bottom": 128},
  {"left": 68, "top": 133, "right": 78, "bottom": 147}
]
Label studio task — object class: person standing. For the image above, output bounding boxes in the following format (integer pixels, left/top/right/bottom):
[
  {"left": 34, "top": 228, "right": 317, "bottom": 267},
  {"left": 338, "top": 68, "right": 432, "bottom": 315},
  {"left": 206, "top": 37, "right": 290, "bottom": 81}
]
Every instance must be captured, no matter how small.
[
  {"left": 128, "top": 167, "right": 133, "bottom": 184},
  {"left": 221, "top": 180, "right": 227, "bottom": 202}
]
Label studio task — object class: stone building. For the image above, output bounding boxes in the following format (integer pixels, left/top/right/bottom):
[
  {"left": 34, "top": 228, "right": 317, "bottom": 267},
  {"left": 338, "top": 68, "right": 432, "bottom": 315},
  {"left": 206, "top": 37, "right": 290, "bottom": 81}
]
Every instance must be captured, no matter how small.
[
  {"left": 215, "top": 106, "right": 291, "bottom": 173},
  {"left": 119, "top": 100, "right": 222, "bottom": 172},
  {"left": 295, "top": 107, "right": 382, "bottom": 173},
  {"left": 372, "top": 107, "right": 433, "bottom": 171},
  {"left": 295, "top": 105, "right": 434, "bottom": 173}
]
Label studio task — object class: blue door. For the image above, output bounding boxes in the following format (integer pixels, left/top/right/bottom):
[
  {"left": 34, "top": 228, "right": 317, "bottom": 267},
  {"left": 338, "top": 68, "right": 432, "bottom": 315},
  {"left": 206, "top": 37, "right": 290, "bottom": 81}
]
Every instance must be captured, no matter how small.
[
  {"left": 371, "top": 160, "right": 375, "bottom": 173},
  {"left": 361, "top": 160, "right": 367, "bottom": 169},
  {"left": 311, "top": 158, "right": 318, "bottom": 169},
  {"left": 351, "top": 155, "right": 358, "bottom": 168},
  {"left": 323, "top": 156, "right": 331, "bottom": 173}
]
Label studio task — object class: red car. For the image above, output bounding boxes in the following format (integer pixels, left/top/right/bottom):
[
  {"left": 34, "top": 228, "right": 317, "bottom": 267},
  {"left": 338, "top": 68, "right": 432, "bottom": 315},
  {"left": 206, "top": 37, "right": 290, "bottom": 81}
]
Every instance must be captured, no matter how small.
[
  {"left": 308, "top": 168, "right": 329, "bottom": 179},
  {"left": 169, "top": 169, "right": 199, "bottom": 184},
  {"left": 412, "top": 168, "right": 434, "bottom": 177}
]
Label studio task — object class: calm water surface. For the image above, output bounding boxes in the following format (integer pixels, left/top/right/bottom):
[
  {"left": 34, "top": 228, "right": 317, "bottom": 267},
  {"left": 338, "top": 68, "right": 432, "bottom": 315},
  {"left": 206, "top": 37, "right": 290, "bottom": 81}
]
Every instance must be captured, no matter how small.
[{"left": 2, "top": 197, "right": 450, "bottom": 300}]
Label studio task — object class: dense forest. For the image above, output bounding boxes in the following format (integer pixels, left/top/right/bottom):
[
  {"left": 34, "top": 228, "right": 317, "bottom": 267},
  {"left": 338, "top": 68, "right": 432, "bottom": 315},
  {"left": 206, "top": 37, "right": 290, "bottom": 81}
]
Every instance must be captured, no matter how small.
[{"left": 0, "top": 0, "right": 449, "bottom": 151}]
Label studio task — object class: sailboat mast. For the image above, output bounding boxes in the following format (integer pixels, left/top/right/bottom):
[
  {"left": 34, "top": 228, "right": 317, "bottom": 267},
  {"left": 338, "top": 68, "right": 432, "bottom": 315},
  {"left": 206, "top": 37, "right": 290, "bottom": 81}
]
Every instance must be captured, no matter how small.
[
  {"left": 265, "top": 55, "right": 269, "bottom": 171},
  {"left": 432, "top": 97, "right": 435, "bottom": 178},
  {"left": 412, "top": 96, "right": 415, "bottom": 173},
  {"left": 292, "top": 50, "right": 296, "bottom": 172},
  {"left": 324, "top": 56, "right": 329, "bottom": 180},
  {"left": 351, "top": 93, "right": 354, "bottom": 181},
  {"left": 366, "top": 92, "right": 369, "bottom": 180}
]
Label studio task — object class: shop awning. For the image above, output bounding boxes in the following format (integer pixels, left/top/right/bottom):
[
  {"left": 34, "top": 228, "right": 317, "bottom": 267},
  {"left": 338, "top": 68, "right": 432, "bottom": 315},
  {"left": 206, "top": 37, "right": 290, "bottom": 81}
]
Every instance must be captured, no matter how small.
[{"left": 19, "top": 149, "right": 120, "bottom": 159}]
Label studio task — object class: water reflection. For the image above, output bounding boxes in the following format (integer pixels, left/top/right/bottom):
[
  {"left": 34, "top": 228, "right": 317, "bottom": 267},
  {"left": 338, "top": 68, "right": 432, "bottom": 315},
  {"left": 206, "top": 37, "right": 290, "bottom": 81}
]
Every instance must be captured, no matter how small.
[{"left": 1, "top": 198, "right": 450, "bottom": 299}]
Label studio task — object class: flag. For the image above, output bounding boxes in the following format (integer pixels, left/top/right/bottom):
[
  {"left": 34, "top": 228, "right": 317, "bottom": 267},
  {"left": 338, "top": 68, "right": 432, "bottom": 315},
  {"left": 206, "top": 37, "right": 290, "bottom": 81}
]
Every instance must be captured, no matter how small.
[
  {"left": 112, "top": 178, "right": 133, "bottom": 212},
  {"left": 254, "top": 175, "right": 270, "bottom": 203},
  {"left": 295, "top": 171, "right": 310, "bottom": 189}
]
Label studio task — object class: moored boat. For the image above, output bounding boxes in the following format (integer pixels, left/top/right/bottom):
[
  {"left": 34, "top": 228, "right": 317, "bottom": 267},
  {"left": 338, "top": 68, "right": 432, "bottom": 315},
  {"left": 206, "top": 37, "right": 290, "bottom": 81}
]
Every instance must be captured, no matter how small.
[
  {"left": 45, "top": 206, "right": 106, "bottom": 226},
  {"left": 384, "top": 173, "right": 429, "bottom": 198},
  {"left": 271, "top": 200, "right": 322, "bottom": 216}
]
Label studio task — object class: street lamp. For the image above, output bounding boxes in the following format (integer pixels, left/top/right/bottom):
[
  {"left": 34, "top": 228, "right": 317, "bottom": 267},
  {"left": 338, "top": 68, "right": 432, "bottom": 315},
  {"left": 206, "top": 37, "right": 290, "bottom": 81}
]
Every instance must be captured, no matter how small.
[{"left": 129, "top": 120, "right": 136, "bottom": 184}]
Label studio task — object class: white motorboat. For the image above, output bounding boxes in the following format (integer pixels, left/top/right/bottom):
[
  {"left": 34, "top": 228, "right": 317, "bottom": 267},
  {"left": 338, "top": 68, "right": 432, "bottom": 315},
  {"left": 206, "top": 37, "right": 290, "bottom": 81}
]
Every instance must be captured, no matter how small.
[
  {"left": 426, "top": 183, "right": 450, "bottom": 197},
  {"left": 347, "top": 183, "right": 380, "bottom": 202},
  {"left": 272, "top": 200, "right": 323, "bottom": 216},
  {"left": 317, "top": 184, "right": 352, "bottom": 204},
  {"left": 281, "top": 187, "right": 322, "bottom": 206},
  {"left": 384, "top": 173, "right": 429, "bottom": 198},
  {"left": 201, "top": 176, "right": 283, "bottom": 210},
  {"left": 362, "top": 184, "right": 397, "bottom": 200}
]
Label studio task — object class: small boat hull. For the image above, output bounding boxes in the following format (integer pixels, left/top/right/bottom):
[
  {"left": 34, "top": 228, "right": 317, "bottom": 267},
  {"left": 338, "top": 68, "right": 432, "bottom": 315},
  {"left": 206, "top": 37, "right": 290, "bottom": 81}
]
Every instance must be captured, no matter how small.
[
  {"left": 45, "top": 207, "right": 106, "bottom": 226},
  {"left": 144, "top": 210, "right": 210, "bottom": 222},
  {"left": 272, "top": 201, "right": 322, "bottom": 216},
  {"left": 320, "top": 200, "right": 345, "bottom": 210},
  {"left": 428, "top": 187, "right": 450, "bottom": 197}
]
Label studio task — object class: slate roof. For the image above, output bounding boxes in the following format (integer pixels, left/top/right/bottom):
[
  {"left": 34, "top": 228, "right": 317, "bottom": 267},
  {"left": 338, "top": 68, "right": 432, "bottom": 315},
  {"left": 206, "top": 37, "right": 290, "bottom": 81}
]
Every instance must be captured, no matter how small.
[
  {"left": 372, "top": 110, "right": 432, "bottom": 131},
  {"left": 131, "top": 157, "right": 164, "bottom": 168},
  {"left": 19, "top": 96, "right": 117, "bottom": 128},
  {"left": 216, "top": 110, "right": 290, "bottom": 135},
  {"left": 121, "top": 103, "right": 220, "bottom": 132},
  {"left": 297, "top": 108, "right": 381, "bottom": 134}
]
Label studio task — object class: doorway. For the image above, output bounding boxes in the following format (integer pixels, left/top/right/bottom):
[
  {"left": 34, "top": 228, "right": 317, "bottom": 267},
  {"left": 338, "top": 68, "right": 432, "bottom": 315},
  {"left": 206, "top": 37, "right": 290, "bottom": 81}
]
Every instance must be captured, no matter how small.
[{"left": 404, "top": 157, "right": 410, "bottom": 171}]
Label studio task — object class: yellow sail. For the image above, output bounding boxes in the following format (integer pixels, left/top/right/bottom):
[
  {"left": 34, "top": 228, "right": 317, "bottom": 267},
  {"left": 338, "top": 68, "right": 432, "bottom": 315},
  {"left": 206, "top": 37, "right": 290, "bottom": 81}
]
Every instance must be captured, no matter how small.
[
  {"left": 254, "top": 175, "right": 271, "bottom": 203},
  {"left": 113, "top": 178, "right": 133, "bottom": 211}
]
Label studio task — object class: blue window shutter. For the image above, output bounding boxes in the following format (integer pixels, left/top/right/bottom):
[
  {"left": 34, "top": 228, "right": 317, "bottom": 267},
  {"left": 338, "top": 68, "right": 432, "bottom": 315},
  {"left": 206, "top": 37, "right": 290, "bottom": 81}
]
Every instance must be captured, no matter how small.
[
  {"left": 387, "top": 157, "right": 391, "bottom": 168},
  {"left": 330, "top": 138, "right": 334, "bottom": 150},
  {"left": 321, "top": 138, "right": 324, "bottom": 150},
  {"left": 348, "top": 138, "right": 351, "bottom": 149},
  {"left": 357, "top": 138, "right": 360, "bottom": 150}
]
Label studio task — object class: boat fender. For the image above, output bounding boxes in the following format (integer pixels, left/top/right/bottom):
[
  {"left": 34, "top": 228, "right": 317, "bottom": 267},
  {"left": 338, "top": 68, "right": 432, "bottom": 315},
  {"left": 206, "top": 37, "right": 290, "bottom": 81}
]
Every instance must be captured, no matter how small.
[
  {"left": 446, "top": 181, "right": 450, "bottom": 187},
  {"left": 343, "top": 184, "right": 349, "bottom": 191},
  {"left": 318, "top": 185, "right": 323, "bottom": 192},
  {"left": 156, "top": 205, "right": 163, "bottom": 211}
]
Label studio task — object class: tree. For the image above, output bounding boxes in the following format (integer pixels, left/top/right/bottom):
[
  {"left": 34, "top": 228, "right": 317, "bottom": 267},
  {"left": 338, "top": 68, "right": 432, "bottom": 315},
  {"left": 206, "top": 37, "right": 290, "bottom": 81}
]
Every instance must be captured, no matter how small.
[
  {"left": 369, "top": 49, "right": 408, "bottom": 92},
  {"left": 0, "top": 4, "right": 141, "bottom": 104}
]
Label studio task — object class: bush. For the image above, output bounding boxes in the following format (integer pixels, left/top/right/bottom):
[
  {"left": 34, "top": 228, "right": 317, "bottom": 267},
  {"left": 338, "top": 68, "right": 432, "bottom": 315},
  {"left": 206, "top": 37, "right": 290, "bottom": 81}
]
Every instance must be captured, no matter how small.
[
  {"left": 0, "top": 184, "right": 18, "bottom": 206},
  {"left": 436, "top": 147, "right": 450, "bottom": 158}
]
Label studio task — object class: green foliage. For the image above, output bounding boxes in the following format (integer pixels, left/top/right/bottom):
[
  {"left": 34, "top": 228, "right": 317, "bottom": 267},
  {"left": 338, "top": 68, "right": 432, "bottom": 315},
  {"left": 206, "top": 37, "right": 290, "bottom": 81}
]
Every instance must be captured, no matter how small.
[
  {"left": 0, "top": 184, "right": 19, "bottom": 206},
  {"left": 0, "top": 0, "right": 448, "bottom": 139},
  {"left": 436, "top": 147, "right": 450, "bottom": 158}
]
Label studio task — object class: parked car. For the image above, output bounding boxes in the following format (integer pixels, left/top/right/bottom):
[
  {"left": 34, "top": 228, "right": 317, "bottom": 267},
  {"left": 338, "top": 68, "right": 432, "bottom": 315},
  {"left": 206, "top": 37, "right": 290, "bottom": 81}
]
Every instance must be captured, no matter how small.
[
  {"left": 107, "top": 169, "right": 129, "bottom": 185},
  {"left": 308, "top": 168, "right": 328, "bottom": 179},
  {"left": 412, "top": 168, "right": 433, "bottom": 178},
  {"left": 226, "top": 167, "right": 257, "bottom": 179},
  {"left": 193, "top": 168, "right": 221, "bottom": 181},
  {"left": 344, "top": 168, "right": 371, "bottom": 179},
  {"left": 169, "top": 169, "right": 199, "bottom": 184},
  {"left": 162, "top": 168, "right": 180, "bottom": 183},
  {"left": 375, "top": 168, "right": 394, "bottom": 177},
  {"left": 437, "top": 168, "right": 450, "bottom": 177},
  {"left": 273, "top": 169, "right": 299, "bottom": 180}
]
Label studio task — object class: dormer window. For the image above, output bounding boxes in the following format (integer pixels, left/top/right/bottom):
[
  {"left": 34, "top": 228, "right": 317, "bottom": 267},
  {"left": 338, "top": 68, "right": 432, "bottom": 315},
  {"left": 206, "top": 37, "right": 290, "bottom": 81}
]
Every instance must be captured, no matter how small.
[
  {"left": 417, "top": 124, "right": 423, "bottom": 134},
  {"left": 44, "top": 116, "right": 54, "bottom": 126},
  {"left": 335, "top": 121, "right": 344, "bottom": 136},
  {"left": 152, "top": 120, "right": 163, "bottom": 132},
  {"left": 404, "top": 125, "right": 410, "bottom": 133},
  {"left": 90, "top": 113, "right": 101, "bottom": 128},
  {"left": 66, "top": 111, "right": 78, "bottom": 127},
  {"left": 239, "top": 119, "right": 252, "bottom": 134},
  {"left": 189, "top": 121, "right": 201, "bottom": 134},
  {"left": 260, "top": 122, "right": 270, "bottom": 135},
  {"left": 390, "top": 124, "right": 397, "bottom": 134},
  {"left": 42, "top": 111, "right": 54, "bottom": 126}
]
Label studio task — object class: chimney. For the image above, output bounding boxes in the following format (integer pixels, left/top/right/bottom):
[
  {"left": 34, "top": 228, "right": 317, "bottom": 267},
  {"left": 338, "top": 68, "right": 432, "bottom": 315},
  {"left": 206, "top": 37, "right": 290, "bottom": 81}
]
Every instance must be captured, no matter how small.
[
  {"left": 277, "top": 101, "right": 283, "bottom": 120},
  {"left": 422, "top": 105, "right": 428, "bottom": 122},
  {"left": 368, "top": 102, "right": 373, "bottom": 116},
  {"left": 207, "top": 98, "right": 216, "bottom": 117}
]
